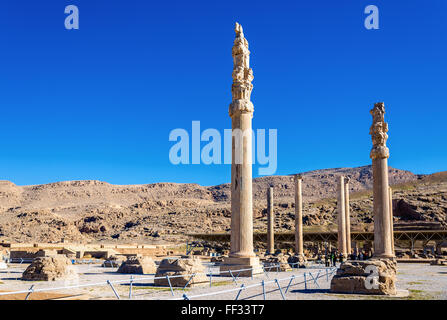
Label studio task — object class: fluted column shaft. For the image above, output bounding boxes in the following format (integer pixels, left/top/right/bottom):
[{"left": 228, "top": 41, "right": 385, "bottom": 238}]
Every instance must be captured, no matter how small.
[
  {"left": 344, "top": 179, "right": 351, "bottom": 256},
  {"left": 294, "top": 175, "right": 304, "bottom": 256},
  {"left": 337, "top": 176, "right": 347, "bottom": 258},
  {"left": 267, "top": 186, "right": 274, "bottom": 254}
]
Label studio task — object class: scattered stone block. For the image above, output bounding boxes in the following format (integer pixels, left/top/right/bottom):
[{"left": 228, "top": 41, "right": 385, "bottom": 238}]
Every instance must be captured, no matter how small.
[
  {"left": 154, "top": 257, "right": 207, "bottom": 287},
  {"left": 117, "top": 255, "right": 157, "bottom": 274},
  {"left": 22, "top": 256, "right": 78, "bottom": 281},
  {"left": 330, "top": 258, "right": 397, "bottom": 295}
]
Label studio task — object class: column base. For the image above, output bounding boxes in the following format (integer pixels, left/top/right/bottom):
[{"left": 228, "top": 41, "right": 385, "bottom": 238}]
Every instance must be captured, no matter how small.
[
  {"left": 330, "top": 258, "right": 397, "bottom": 295},
  {"left": 219, "top": 256, "right": 264, "bottom": 277}
]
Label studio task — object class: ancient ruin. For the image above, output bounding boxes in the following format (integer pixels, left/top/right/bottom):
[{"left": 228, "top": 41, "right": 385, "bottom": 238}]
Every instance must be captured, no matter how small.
[
  {"left": 337, "top": 176, "right": 347, "bottom": 260},
  {"left": 344, "top": 177, "right": 352, "bottom": 256},
  {"left": 331, "top": 102, "right": 398, "bottom": 295},
  {"left": 154, "top": 257, "right": 208, "bottom": 287},
  {"left": 267, "top": 185, "right": 274, "bottom": 254},
  {"left": 219, "top": 22, "right": 262, "bottom": 277},
  {"left": 22, "top": 256, "right": 78, "bottom": 281},
  {"left": 291, "top": 174, "right": 306, "bottom": 267},
  {"left": 117, "top": 255, "right": 157, "bottom": 274}
]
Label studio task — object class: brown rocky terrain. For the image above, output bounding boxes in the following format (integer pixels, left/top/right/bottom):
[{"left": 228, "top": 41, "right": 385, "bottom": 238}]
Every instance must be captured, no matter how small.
[{"left": 0, "top": 166, "right": 445, "bottom": 244}]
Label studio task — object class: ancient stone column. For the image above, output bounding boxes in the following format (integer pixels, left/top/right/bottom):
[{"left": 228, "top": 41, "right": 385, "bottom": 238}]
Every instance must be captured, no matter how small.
[
  {"left": 221, "top": 23, "right": 262, "bottom": 276},
  {"left": 337, "top": 176, "right": 347, "bottom": 260},
  {"left": 294, "top": 174, "right": 304, "bottom": 257},
  {"left": 344, "top": 177, "right": 352, "bottom": 257},
  {"left": 370, "top": 102, "right": 394, "bottom": 258},
  {"left": 389, "top": 186, "right": 395, "bottom": 255},
  {"left": 267, "top": 185, "right": 274, "bottom": 254}
]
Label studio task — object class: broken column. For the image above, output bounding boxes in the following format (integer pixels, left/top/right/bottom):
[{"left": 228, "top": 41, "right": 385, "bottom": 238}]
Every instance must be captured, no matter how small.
[
  {"left": 337, "top": 176, "right": 347, "bottom": 261},
  {"left": 331, "top": 102, "right": 397, "bottom": 295},
  {"left": 267, "top": 185, "right": 274, "bottom": 254},
  {"left": 344, "top": 177, "right": 352, "bottom": 257},
  {"left": 220, "top": 23, "right": 262, "bottom": 277}
]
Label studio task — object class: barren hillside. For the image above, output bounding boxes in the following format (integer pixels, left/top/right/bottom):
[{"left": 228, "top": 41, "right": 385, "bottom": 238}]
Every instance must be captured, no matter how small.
[{"left": 0, "top": 165, "right": 445, "bottom": 244}]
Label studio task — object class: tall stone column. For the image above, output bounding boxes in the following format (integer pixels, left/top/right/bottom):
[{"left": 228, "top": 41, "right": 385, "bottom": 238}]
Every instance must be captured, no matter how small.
[
  {"left": 370, "top": 103, "right": 394, "bottom": 258},
  {"left": 331, "top": 102, "right": 397, "bottom": 296},
  {"left": 344, "top": 177, "right": 352, "bottom": 257},
  {"left": 267, "top": 185, "right": 274, "bottom": 254},
  {"left": 221, "top": 23, "right": 262, "bottom": 276},
  {"left": 389, "top": 186, "right": 395, "bottom": 255},
  {"left": 337, "top": 176, "right": 347, "bottom": 260},
  {"left": 294, "top": 174, "right": 304, "bottom": 257}
]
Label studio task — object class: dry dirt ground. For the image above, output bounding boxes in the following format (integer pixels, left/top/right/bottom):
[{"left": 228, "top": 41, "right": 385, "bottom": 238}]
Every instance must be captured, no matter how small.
[
  {"left": 0, "top": 262, "right": 445, "bottom": 300},
  {"left": 1, "top": 166, "right": 445, "bottom": 244}
]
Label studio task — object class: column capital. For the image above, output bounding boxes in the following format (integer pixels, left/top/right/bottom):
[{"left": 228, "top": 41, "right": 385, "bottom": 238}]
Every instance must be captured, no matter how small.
[
  {"left": 370, "top": 102, "right": 390, "bottom": 160},
  {"left": 229, "top": 22, "right": 254, "bottom": 118}
]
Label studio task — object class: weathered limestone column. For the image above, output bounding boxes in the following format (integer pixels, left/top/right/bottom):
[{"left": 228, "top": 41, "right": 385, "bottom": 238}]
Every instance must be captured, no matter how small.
[
  {"left": 221, "top": 23, "right": 262, "bottom": 276},
  {"left": 294, "top": 174, "right": 304, "bottom": 257},
  {"left": 344, "top": 177, "right": 352, "bottom": 257},
  {"left": 370, "top": 103, "right": 394, "bottom": 258},
  {"left": 337, "top": 176, "right": 347, "bottom": 260},
  {"left": 330, "top": 102, "right": 398, "bottom": 295},
  {"left": 389, "top": 186, "right": 395, "bottom": 255},
  {"left": 266, "top": 185, "right": 274, "bottom": 254}
]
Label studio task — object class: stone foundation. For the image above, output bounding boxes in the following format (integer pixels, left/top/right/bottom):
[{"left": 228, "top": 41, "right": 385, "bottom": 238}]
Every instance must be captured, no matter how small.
[
  {"left": 117, "top": 255, "right": 156, "bottom": 274},
  {"left": 288, "top": 254, "right": 307, "bottom": 268},
  {"left": 154, "top": 257, "right": 208, "bottom": 287},
  {"left": 22, "top": 256, "right": 78, "bottom": 281},
  {"left": 430, "top": 258, "right": 447, "bottom": 266},
  {"left": 330, "top": 258, "right": 397, "bottom": 295},
  {"left": 219, "top": 256, "right": 263, "bottom": 277},
  {"left": 264, "top": 254, "right": 291, "bottom": 272}
]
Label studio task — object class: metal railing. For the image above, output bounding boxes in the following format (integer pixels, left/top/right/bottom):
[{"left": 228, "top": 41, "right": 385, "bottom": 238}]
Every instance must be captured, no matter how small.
[{"left": 0, "top": 261, "right": 336, "bottom": 300}]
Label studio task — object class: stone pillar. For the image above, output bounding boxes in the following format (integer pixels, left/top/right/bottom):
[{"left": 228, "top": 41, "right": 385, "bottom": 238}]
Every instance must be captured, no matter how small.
[
  {"left": 221, "top": 23, "right": 262, "bottom": 277},
  {"left": 370, "top": 103, "right": 394, "bottom": 259},
  {"left": 330, "top": 102, "right": 398, "bottom": 296},
  {"left": 337, "top": 176, "right": 347, "bottom": 260},
  {"left": 266, "top": 186, "right": 274, "bottom": 254},
  {"left": 344, "top": 177, "right": 351, "bottom": 257},
  {"left": 294, "top": 174, "right": 304, "bottom": 257},
  {"left": 389, "top": 187, "right": 395, "bottom": 256}
]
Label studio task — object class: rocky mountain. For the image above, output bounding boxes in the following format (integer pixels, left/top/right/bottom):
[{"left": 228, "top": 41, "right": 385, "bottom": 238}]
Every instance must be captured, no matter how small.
[{"left": 0, "top": 165, "right": 445, "bottom": 244}]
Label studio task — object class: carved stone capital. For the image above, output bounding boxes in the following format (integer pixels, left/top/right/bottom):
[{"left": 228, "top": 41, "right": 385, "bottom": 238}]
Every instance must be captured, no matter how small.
[
  {"left": 230, "top": 22, "right": 254, "bottom": 118},
  {"left": 370, "top": 102, "right": 390, "bottom": 160}
]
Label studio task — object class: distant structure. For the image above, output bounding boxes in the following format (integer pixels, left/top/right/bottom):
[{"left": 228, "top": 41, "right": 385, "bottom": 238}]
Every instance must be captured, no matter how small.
[{"left": 220, "top": 23, "right": 262, "bottom": 277}]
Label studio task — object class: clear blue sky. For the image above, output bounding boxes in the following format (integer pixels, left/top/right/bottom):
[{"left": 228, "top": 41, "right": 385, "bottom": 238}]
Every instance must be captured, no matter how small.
[{"left": 0, "top": 0, "right": 445, "bottom": 186}]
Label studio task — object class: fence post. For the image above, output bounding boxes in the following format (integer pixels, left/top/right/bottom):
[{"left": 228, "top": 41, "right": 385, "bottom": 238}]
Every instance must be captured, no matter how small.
[
  {"left": 262, "top": 280, "right": 266, "bottom": 300},
  {"left": 275, "top": 279, "right": 286, "bottom": 300},
  {"left": 229, "top": 270, "right": 237, "bottom": 284},
  {"left": 166, "top": 275, "right": 174, "bottom": 296},
  {"left": 235, "top": 284, "right": 245, "bottom": 300},
  {"left": 209, "top": 265, "right": 212, "bottom": 288},
  {"left": 183, "top": 293, "right": 189, "bottom": 300},
  {"left": 326, "top": 268, "right": 329, "bottom": 281},
  {"left": 285, "top": 275, "right": 295, "bottom": 294},
  {"left": 129, "top": 275, "right": 133, "bottom": 300},
  {"left": 24, "top": 285, "right": 34, "bottom": 300},
  {"left": 107, "top": 280, "right": 120, "bottom": 300},
  {"left": 304, "top": 273, "right": 307, "bottom": 291},
  {"left": 183, "top": 273, "right": 196, "bottom": 290}
]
